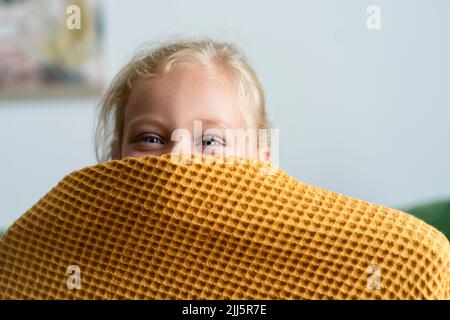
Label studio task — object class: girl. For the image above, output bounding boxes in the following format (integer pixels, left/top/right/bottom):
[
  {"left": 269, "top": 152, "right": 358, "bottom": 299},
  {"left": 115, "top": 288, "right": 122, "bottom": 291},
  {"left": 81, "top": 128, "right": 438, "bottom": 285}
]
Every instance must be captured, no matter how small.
[{"left": 95, "top": 38, "right": 273, "bottom": 165}]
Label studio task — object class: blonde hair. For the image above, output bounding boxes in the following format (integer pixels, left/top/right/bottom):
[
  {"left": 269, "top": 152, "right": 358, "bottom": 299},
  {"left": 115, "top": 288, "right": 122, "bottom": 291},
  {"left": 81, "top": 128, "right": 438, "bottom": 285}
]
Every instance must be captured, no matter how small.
[{"left": 94, "top": 37, "right": 271, "bottom": 163}]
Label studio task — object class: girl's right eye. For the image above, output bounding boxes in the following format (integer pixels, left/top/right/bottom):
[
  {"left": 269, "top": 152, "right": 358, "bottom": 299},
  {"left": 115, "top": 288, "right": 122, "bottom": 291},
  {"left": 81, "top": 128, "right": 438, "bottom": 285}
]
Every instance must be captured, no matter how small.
[{"left": 136, "top": 134, "right": 164, "bottom": 144}]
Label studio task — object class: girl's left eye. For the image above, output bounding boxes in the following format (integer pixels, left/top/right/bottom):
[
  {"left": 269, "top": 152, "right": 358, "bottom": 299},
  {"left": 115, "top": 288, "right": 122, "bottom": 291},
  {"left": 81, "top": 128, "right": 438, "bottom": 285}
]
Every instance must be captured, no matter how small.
[
  {"left": 137, "top": 134, "right": 164, "bottom": 144},
  {"left": 202, "top": 136, "right": 225, "bottom": 147}
]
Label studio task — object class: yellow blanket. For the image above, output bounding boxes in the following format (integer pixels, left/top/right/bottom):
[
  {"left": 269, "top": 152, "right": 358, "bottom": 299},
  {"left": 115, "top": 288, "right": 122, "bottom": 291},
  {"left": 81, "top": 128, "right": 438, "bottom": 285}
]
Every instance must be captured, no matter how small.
[{"left": 0, "top": 154, "right": 449, "bottom": 299}]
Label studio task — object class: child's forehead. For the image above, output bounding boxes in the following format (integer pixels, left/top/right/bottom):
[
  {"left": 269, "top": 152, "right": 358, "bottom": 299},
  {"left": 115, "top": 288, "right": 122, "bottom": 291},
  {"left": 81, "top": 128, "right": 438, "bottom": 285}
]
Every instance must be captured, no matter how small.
[
  {"left": 123, "top": 64, "right": 246, "bottom": 129},
  {"left": 134, "top": 62, "right": 232, "bottom": 91}
]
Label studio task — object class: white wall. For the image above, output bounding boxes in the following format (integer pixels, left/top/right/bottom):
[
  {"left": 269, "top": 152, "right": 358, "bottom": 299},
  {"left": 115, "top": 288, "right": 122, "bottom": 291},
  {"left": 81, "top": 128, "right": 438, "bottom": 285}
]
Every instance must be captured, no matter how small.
[{"left": 1, "top": 0, "right": 449, "bottom": 228}]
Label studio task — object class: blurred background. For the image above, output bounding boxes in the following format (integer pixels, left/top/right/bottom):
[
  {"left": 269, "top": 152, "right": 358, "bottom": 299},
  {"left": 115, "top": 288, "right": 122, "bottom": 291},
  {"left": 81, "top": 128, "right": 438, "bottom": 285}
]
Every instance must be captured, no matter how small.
[{"left": 0, "top": 0, "right": 449, "bottom": 238}]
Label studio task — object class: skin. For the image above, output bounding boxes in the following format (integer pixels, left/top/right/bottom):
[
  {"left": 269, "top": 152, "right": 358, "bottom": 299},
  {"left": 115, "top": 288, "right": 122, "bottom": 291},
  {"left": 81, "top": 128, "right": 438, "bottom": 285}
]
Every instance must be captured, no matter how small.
[{"left": 112, "top": 63, "right": 270, "bottom": 162}]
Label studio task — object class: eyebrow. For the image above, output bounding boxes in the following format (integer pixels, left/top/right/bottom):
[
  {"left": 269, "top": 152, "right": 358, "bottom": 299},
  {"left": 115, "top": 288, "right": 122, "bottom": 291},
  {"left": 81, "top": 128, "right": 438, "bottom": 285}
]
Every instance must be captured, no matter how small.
[
  {"left": 128, "top": 115, "right": 233, "bottom": 131},
  {"left": 127, "top": 114, "right": 168, "bottom": 129},
  {"left": 200, "top": 119, "right": 233, "bottom": 130}
]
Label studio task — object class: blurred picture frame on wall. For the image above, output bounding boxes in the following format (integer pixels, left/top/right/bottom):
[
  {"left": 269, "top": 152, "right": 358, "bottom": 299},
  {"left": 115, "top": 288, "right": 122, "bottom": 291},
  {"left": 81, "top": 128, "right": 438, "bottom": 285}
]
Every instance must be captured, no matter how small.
[{"left": 0, "top": 0, "right": 103, "bottom": 99}]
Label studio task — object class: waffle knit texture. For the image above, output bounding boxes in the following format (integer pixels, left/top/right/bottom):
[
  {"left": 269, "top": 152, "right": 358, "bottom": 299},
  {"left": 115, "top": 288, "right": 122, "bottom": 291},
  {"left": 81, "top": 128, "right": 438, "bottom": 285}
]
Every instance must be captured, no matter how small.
[{"left": 0, "top": 153, "right": 449, "bottom": 299}]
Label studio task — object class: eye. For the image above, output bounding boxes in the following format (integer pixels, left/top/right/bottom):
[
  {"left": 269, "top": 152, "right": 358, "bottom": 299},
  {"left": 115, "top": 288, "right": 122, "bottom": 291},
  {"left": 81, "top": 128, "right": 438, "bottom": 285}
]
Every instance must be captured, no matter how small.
[
  {"left": 202, "top": 135, "right": 225, "bottom": 147},
  {"left": 136, "top": 134, "right": 164, "bottom": 144}
]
